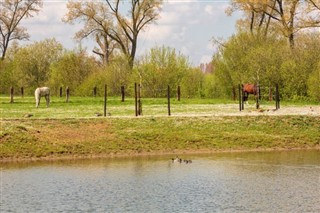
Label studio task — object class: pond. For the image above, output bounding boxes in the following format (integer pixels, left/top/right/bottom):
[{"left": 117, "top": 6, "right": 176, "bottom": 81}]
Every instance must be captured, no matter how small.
[{"left": 1, "top": 150, "right": 319, "bottom": 212}]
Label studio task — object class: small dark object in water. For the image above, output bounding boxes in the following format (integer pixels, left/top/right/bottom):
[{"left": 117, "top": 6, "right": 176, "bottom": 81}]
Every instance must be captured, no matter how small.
[
  {"left": 172, "top": 156, "right": 192, "bottom": 164},
  {"left": 172, "top": 156, "right": 182, "bottom": 163},
  {"left": 183, "top": 160, "right": 192, "bottom": 164}
]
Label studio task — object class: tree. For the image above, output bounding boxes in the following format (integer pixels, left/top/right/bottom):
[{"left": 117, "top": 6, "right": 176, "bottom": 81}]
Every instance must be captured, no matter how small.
[
  {"left": 136, "top": 46, "right": 190, "bottom": 98},
  {"left": 211, "top": 32, "right": 296, "bottom": 99},
  {"left": 63, "top": 1, "right": 117, "bottom": 65},
  {"left": 228, "top": 0, "right": 320, "bottom": 47},
  {"left": 105, "top": 0, "right": 163, "bottom": 68},
  {"left": 180, "top": 68, "right": 205, "bottom": 98},
  {"left": 65, "top": 0, "right": 163, "bottom": 68},
  {"left": 49, "top": 49, "right": 98, "bottom": 95},
  {"left": 0, "top": 0, "right": 43, "bottom": 60},
  {"left": 308, "top": 62, "right": 320, "bottom": 101},
  {"left": 10, "top": 38, "right": 63, "bottom": 94}
]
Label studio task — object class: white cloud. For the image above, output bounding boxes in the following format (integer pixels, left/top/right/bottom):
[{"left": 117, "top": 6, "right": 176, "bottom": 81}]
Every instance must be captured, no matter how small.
[
  {"left": 140, "top": 25, "right": 173, "bottom": 41},
  {"left": 204, "top": 5, "right": 215, "bottom": 15},
  {"left": 18, "top": 0, "right": 239, "bottom": 65}
]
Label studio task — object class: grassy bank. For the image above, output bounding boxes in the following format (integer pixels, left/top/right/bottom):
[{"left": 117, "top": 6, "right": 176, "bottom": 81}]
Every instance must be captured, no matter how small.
[{"left": 1, "top": 116, "right": 319, "bottom": 161}]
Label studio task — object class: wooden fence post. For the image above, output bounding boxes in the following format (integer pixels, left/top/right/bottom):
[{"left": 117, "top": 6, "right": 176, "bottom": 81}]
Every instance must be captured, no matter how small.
[
  {"left": 93, "top": 86, "right": 97, "bottom": 97},
  {"left": 256, "top": 84, "right": 260, "bottom": 109},
  {"left": 168, "top": 85, "right": 171, "bottom": 116},
  {"left": 177, "top": 85, "right": 181, "bottom": 101},
  {"left": 104, "top": 84, "right": 107, "bottom": 117},
  {"left": 238, "top": 84, "right": 242, "bottom": 111},
  {"left": 66, "top": 87, "right": 70, "bottom": 103},
  {"left": 21, "top": 87, "right": 24, "bottom": 98},
  {"left": 135, "top": 83, "right": 138, "bottom": 116},
  {"left": 276, "top": 84, "right": 280, "bottom": 110},
  {"left": 121, "top": 86, "right": 125, "bottom": 102},
  {"left": 10, "top": 86, "right": 14, "bottom": 103},
  {"left": 138, "top": 84, "right": 142, "bottom": 116},
  {"left": 241, "top": 84, "right": 244, "bottom": 110}
]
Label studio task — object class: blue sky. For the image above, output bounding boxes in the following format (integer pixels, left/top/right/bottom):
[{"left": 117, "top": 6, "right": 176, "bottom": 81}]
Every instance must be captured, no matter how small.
[{"left": 21, "top": 0, "right": 241, "bottom": 66}]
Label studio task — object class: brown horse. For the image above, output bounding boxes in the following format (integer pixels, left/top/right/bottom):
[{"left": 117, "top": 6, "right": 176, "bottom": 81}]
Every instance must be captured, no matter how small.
[{"left": 243, "top": 84, "right": 260, "bottom": 102}]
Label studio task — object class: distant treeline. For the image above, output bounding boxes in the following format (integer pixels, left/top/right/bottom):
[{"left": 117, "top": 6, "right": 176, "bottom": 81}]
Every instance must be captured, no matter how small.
[{"left": 0, "top": 33, "right": 319, "bottom": 101}]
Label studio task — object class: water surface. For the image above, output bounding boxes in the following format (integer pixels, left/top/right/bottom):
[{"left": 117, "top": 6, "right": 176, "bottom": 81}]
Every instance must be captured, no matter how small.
[{"left": 1, "top": 150, "right": 319, "bottom": 212}]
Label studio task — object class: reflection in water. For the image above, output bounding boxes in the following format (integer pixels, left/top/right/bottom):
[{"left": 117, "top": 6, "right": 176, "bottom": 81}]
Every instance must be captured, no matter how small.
[{"left": 1, "top": 150, "right": 320, "bottom": 212}]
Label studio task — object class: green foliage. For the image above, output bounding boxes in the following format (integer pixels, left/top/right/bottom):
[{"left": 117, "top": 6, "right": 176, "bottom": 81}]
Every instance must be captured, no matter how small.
[
  {"left": 211, "top": 32, "right": 320, "bottom": 101},
  {"left": 0, "top": 39, "right": 63, "bottom": 95},
  {"left": 203, "top": 73, "right": 230, "bottom": 99},
  {"left": 308, "top": 62, "right": 320, "bottom": 101},
  {"left": 77, "top": 69, "right": 108, "bottom": 96},
  {"left": 0, "top": 60, "right": 17, "bottom": 94},
  {"left": 105, "top": 55, "right": 133, "bottom": 96},
  {"left": 49, "top": 50, "right": 98, "bottom": 96},
  {"left": 180, "top": 68, "right": 204, "bottom": 98},
  {"left": 135, "top": 46, "right": 197, "bottom": 98}
]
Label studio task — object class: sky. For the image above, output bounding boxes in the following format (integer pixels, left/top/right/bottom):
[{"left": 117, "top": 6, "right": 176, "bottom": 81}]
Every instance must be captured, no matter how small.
[{"left": 21, "top": 0, "right": 242, "bottom": 66}]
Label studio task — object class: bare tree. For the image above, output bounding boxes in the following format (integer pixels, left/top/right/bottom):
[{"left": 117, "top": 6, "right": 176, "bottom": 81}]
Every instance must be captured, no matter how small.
[
  {"left": 63, "top": 1, "right": 117, "bottom": 65},
  {"left": 229, "top": 0, "right": 320, "bottom": 47},
  {"left": 105, "top": 0, "right": 163, "bottom": 68},
  {"left": 64, "top": 0, "right": 163, "bottom": 68},
  {"left": 0, "top": 0, "right": 43, "bottom": 60}
]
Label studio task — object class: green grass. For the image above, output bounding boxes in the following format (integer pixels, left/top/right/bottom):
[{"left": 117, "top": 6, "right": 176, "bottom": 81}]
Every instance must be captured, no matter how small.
[
  {"left": 1, "top": 95, "right": 319, "bottom": 160},
  {"left": 2, "top": 95, "right": 312, "bottom": 119},
  {"left": 0, "top": 116, "right": 319, "bottom": 160},
  {"left": 0, "top": 95, "right": 238, "bottom": 119}
]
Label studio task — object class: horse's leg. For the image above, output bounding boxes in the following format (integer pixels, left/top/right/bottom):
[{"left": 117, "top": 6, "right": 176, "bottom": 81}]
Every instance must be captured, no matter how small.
[
  {"left": 37, "top": 96, "right": 41, "bottom": 108},
  {"left": 45, "top": 94, "right": 50, "bottom": 107},
  {"left": 244, "top": 92, "right": 249, "bottom": 105}
]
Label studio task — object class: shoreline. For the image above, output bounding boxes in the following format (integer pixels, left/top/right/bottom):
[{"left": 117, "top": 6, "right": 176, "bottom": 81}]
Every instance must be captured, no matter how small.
[
  {"left": 1, "top": 147, "right": 319, "bottom": 163},
  {"left": 1, "top": 115, "right": 320, "bottom": 163}
]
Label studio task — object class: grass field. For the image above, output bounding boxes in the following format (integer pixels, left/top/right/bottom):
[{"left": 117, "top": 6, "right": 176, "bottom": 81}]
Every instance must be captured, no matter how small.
[
  {"left": 1, "top": 95, "right": 319, "bottom": 161},
  {"left": 1, "top": 95, "right": 319, "bottom": 119}
]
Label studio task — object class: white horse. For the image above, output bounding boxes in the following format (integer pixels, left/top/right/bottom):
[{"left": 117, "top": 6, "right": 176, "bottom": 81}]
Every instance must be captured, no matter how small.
[{"left": 35, "top": 87, "right": 50, "bottom": 108}]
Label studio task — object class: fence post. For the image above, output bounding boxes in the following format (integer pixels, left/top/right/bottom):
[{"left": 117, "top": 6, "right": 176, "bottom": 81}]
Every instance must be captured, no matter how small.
[
  {"left": 104, "top": 84, "right": 107, "bottom": 117},
  {"left": 256, "top": 84, "right": 260, "bottom": 109},
  {"left": 66, "top": 87, "right": 70, "bottom": 103},
  {"left": 276, "top": 84, "right": 280, "bottom": 110},
  {"left": 138, "top": 84, "right": 142, "bottom": 116},
  {"left": 10, "top": 86, "right": 14, "bottom": 103},
  {"left": 121, "top": 86, "right": 125, "bottom": 102},
  {"left": 135, "top": 83, "right": 138, "bottom": 116},
  {"left": 177, "top": 85, "right": 181, "bottom": 101},
  {"left": 93, "top": 86, "right": 97, "bottom": 97},
  {"left": 21, "top": 87, "right": 24, "bottom": 98},
  {"left": 60, "top": 87, "right": 63, "bottom": 97},
  {"left": 238, "top": 84, "right": 242, "bottom": 111},
  {"left": 241, "top": 84, "right": 244, "bottom": 110},
  {"left": 168, "top": 85, "right": 171, "bottom": 116}
]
